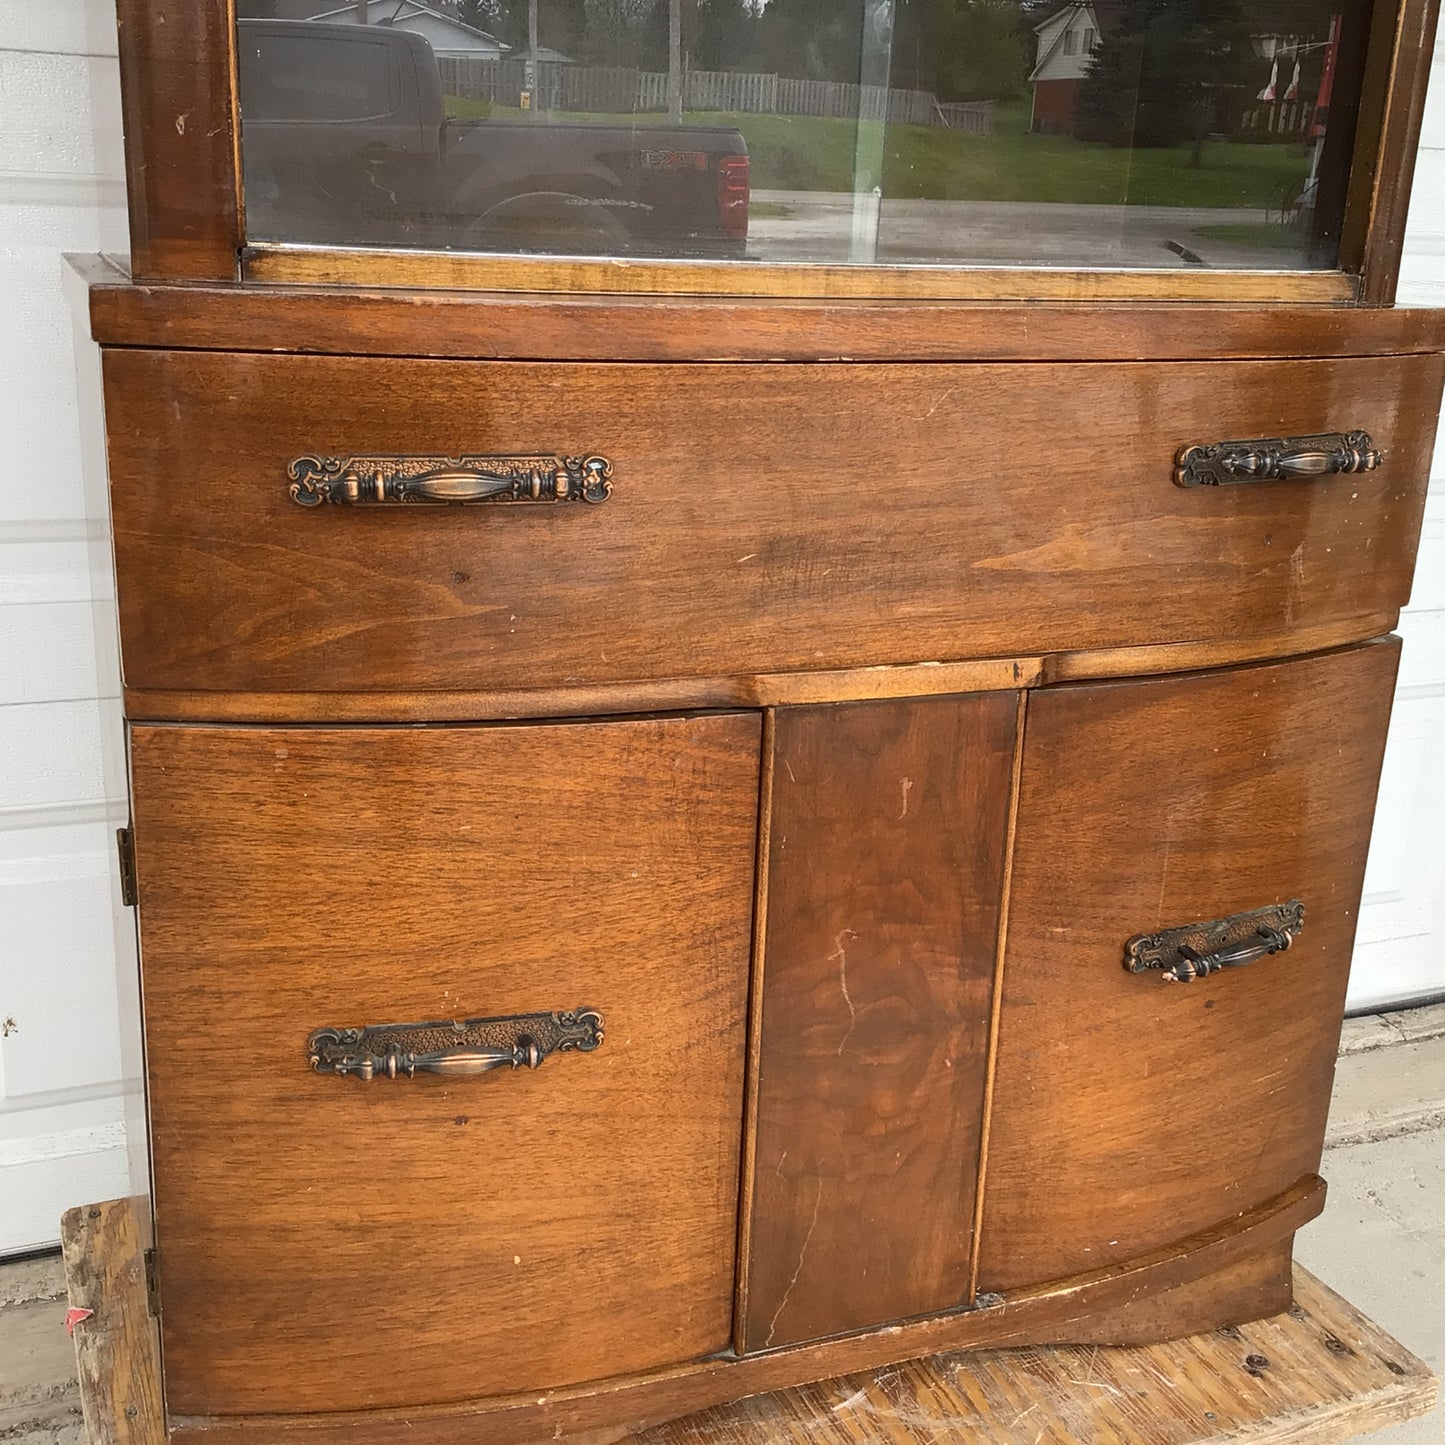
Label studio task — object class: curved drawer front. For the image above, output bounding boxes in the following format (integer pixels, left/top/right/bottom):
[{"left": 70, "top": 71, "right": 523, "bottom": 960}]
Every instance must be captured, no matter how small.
[{"left": 104, "top": 351, "right": 1442, "bottom": 695}]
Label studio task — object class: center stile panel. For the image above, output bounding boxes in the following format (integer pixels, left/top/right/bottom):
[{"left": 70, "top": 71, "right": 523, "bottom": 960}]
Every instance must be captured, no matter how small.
[{"left": 743, "top": 693, "right": 1019, "bottom": 1350}]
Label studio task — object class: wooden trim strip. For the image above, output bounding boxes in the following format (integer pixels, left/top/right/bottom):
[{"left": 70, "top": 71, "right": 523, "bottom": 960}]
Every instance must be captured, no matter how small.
[
  {"left": 122, "top": 659, "right": 1045, "bottom": 724},
  {"left": 1349, "top": 0, "right": 1443, "bottom": 305},
  {"left": 731, "top": 708, "right": 776, "bottom": 1356},
  {"left": 113, "top": 1, "right": 240, "bottom": 282},
  {"left": 225, "top": 0, "right": 245, "bottom": 246},
  {"left": 121, "top": 616, "right": 1399, "bottom": 725},
  {"left": 967, "top": 690, "right": 1029, "bottom": 1304},
  {"left": 166, "top": 1176, "right": 1326, "bottom": 1445},
  {"left": 1038, "top": 613, "right": 1400, "bottom": 686},
  {"left": 83, "top": 271, "right": 1445, "bottom": 362},
  {"left": 242, "top": 244, "right": 1358, "bottom": 304}
]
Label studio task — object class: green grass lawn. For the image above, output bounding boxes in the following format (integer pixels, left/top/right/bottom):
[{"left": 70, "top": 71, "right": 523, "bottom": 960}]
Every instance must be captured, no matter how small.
[{"left": 443, "top": 94, "right": 1310, "bottom": 210}]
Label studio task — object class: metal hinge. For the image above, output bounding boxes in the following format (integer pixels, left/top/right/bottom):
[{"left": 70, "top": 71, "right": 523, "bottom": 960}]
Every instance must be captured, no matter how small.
[
  {"left": 116, "top": 827, "right": 137, "bottom": 908},
  {"left": 144, "top": 1247, "right": 161, "bottom": 1317}
]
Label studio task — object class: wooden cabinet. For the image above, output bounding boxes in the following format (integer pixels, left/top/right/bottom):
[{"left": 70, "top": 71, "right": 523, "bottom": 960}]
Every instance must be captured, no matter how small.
[
  {"left": 81, "top": 0, "right": 1445, "bottom": 1436},
  {"left": 112, "top": 635, "right": 1410, "bottom": 1437}
]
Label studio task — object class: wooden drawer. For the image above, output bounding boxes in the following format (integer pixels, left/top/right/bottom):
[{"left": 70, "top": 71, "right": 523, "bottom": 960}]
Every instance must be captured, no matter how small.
[
  {"left": 128, "top": 713, "right": 760, "bottom": 1416},
  {"left": 104, "top": 351, "right": 1441, "bottom": 698},
  {"left": 976, "top": 640, "right": 1399, "bottom": 1295}
]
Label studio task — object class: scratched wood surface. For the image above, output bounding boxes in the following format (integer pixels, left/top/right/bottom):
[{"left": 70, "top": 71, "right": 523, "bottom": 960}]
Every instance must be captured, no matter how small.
[
  {"left": 103, "top": 350, "right": 1441, "bottom": 699},
  {"left": 59, "top": 1198, "right": 164, "bottom": 1445},
  {"left": 979, "top": 641, "right": 1401, "bottom": 1295},
  {"left": 128, "top": 715, "right": 761, "bottom": 1417},
  {"left": 613, "top": 1267, "right": 1437, "bottom": 1444},
  {"left": 743, "top": 695, "right": 1017, "bottom": 1351}
]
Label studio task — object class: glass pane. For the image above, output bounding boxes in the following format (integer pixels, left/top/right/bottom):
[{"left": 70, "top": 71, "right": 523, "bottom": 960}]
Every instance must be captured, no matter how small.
[{"left": 234, "top": 0, "right": 1374, "bottom": 273}]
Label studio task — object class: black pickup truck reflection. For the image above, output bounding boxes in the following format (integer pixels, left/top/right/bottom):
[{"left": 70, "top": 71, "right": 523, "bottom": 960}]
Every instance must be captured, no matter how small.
[{"left": 237, "top": 19, "right": 750, "bottom": 257}]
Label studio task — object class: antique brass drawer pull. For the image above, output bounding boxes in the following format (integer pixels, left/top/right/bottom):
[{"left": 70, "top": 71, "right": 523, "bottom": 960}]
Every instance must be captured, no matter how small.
[
  {"left": 1174, "top": 432, "right": 1380, "bottom": 488},
  {"left": 308, "top": 1008, "right": 603, "bottom": 1080},
  {"left": 288, "top": 454, "right": 613, "bottom": 507},
  {"left": 1123, "top": 901, "right": 1304, "bottom": 984}
]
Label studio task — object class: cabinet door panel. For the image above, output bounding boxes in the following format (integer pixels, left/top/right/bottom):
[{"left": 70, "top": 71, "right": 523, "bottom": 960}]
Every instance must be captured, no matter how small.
[
  {"left": 130, "top": 714, "right": 760, "bottom": 1416},
  {"left": 977, "top": 642, "right": 1398, "bottom": 1294},
  {"left": 744, "top": 694, "right": 1018, "bottom": 1349}
]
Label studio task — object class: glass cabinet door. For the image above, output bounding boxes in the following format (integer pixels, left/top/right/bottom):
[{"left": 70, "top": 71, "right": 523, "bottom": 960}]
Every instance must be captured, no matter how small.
[{"left": 234, "top": 0, "right": 1375, "bottom": 274}]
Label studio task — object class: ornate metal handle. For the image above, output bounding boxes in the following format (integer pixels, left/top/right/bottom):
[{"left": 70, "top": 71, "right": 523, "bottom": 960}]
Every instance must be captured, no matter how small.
[
  {"left": 308, "top": 1008, "right": 603, "bottom": 1081},
  {"left": 1174, "top": 432, "right": 1380, "bottom": 488},
  {"left": 288, "top": 454, "right": 613, "bottom": 507},
  {"left": 1124, "top": 901, "right": 1304, "bottom": 984}
]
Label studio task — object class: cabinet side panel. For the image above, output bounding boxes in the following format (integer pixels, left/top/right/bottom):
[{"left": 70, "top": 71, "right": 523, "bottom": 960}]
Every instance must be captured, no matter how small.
[
  {"left": 743, "top": 694, "right": 1018, "bottom": 1350},
  {"left": 978, "top": 641, "right": 1400, "bottom": 1294}
]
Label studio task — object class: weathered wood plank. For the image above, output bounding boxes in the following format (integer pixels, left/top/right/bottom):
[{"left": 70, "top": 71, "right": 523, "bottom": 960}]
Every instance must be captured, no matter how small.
[
  {"left": 59, "top": 1197, "right": 164, "bottom": 1445},
  {"left": 628, "top": 1268, "right": 1437, "bottom": 1443},
  {"left": 60, "top": 1201, "right": 1435, "bottom": 1444}
]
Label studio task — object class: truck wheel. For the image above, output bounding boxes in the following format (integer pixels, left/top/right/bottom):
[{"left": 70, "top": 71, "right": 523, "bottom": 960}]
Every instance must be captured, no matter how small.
[{"left": 471, "top": 190, "right": 632, "bottom": 254}]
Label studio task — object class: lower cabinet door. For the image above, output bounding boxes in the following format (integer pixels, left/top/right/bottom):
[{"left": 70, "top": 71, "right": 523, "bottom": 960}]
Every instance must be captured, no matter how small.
[
  {"left": 977, "top": 641, "right": 1399, "bottom": 1294},
  {"left": 129, "top": 714, "right": 761, "bottom": 1417}
]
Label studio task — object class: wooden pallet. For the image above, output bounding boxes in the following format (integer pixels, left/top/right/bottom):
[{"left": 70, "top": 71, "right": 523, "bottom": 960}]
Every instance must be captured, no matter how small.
[{"left": 61, "top": 1199, "right": 1437, "bottom": 1445}]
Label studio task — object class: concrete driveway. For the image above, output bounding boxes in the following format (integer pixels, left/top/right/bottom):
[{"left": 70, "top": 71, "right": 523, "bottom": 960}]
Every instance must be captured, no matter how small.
[{"left": 747, "top": 190, "right": 1313, "bottom": 271}]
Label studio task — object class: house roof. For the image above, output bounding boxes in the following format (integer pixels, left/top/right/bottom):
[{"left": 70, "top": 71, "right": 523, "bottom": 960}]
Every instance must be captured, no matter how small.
[
  {"left": 1032, "top": 0, "right": 1122, "bottom": 34},
  {"left": 1029, "top": 0, "right": 1124, "bottom": 82},
  {"left": 509, "top": 44, "right": 576, "bottom": 64},
  {"left": 309, "top": 1, "right": 505, "bottom": 48}
]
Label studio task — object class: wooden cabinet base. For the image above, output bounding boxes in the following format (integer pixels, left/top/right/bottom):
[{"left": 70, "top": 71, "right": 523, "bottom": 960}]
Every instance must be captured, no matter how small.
[
  {"left": 62, "top": 1192, "right": 1436, "bottom": 1445},
  {"left": 86, "top": 289, "right": 1444, "bottom": 1441}
]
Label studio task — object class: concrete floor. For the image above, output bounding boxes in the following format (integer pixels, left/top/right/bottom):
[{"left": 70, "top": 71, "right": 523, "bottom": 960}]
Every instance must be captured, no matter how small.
[
  {"left": 747, "top": 191, "right": 1314, "bottom": 271},
  {"left": 4, "top": 1011, "right": 1442, "bottom": 1444},
  {"left": 1295, "top": 1127, "right": 1445, "bottom": 1443}
]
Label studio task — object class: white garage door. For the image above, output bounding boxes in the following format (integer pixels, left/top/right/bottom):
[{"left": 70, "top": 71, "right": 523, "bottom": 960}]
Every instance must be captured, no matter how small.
[
  {"left": 0, "top": 0, "right": 133, "bottom": 1256},
  {"left": 1351, "top": 38, "right": 1445, "bottom": 1013}
]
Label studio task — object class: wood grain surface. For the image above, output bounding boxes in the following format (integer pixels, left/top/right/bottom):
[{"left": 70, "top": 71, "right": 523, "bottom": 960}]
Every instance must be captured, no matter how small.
[
  {"left": 240, "top": 244, "right": 1358, "bottom": 303},
  {"left": 115, "top": 615, "right": 1401, "bottom": 726},
  {"left": 129, "top": 714, "right": 761, "bottom": 1416},
  {"left": 1347, "top": 0, "right": 1444, "bottom": 303},
  {"left": 103, "top": 351, "right": 1441, "bottom": 697},
  {"left": 67, "top": 1199, "right": 1426, "bottom": 1445},
  {"left": 619, "top": 1265, "right": 1436, "bottom": 1444},
  {"left": 114, "top": 0, "right": 239, "bottom": 281},
  {"left": 59, "top": 1199, "right": 164, "bottom": 1445},
  {"left": 977, "top": 641, "right": 1401, "bottom": 1294},
  {"left": 80, "top": 267, "right": 1445, "bottom": 361},
  {"left": 161, "top": 1180, "right": 1326, "bottom": 1445},
  {"left": 743, "top": 695, "right": 1018, "bottom": 1350}
]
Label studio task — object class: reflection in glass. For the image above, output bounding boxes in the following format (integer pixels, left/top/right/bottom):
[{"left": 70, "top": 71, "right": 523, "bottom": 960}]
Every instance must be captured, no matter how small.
[{"left": 235, "top": 0, "right": 1372, "bottom": 273}]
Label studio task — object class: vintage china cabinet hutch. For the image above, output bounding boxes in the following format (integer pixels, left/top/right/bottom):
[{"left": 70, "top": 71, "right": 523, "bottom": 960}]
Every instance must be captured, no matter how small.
[{"left": 86, "top": 0, "right": 1445, "bottom": 1439}]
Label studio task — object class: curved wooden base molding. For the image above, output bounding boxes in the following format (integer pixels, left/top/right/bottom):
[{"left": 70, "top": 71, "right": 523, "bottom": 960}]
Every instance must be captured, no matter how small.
[{"left": 167, "top": 1176, "right": 1324, "bottom": 1445}]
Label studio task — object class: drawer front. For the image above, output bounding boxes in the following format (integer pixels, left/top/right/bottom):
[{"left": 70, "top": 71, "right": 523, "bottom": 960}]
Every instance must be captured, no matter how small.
[
  {"left": 105, "top": 352, "right": 1441, "bottom": 696},
  {"left": 129, "top": 714, "right": 760, "bottom": 1416},
  {"left": 976, "top": 640, "right": 1399, "bottom": 1294}
]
